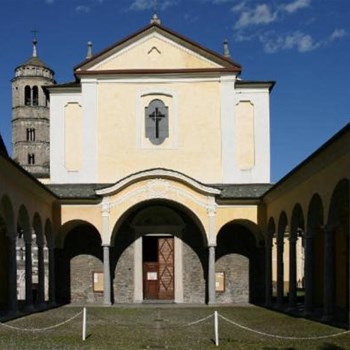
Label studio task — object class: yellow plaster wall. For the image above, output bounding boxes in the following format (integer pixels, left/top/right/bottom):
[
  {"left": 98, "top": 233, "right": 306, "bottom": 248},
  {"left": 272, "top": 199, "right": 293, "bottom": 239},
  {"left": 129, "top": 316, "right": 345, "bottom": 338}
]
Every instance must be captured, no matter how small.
[
  {"left": 216, "top": 206, "right": 259, "bottom": 233},
  {"left": 60, "top": 205, "right": 102, "bottom": 233},
  {"left": 0, "top": 158, "right": 55, "bottom": 232},
  {"left": 265, "top": 154, "right": 349, "bottom": 226},
  {"left": 64, "top": 103, "right": 83, "bottom": 171},
  {"left": 97, "top": 81, "right": 223, "bottom": 183},
  {"left": 94, "top": 36, "right": 219, "bottom": 70}
]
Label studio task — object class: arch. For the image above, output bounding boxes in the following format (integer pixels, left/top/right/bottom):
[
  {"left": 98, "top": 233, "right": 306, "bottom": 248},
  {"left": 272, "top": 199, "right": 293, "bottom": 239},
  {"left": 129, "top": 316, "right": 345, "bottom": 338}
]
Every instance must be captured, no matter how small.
[
  {"left": 217, "top": 218, "right": 264, "bottom": 247},
  {"left": 216, "top": 220, "right": 264, "bottom": 304},
  {"left": 289, "top": 204, "right": 305, "bottom": 309},
  {"left": 276, "top": 211, "right": 288, "bottom": 306},
  {"left": 55, "top": 221, "right": 103, "bottom": 304},
  {"left": 266, "top": 217, "right": 276, "bottom": 304},
  {"left": 18, "top": 205, "right": 31, "bottom": 242},
  {"left": 0, "top": 212, "right": 9, "bottom": 310},
  {"left": 32, "top": 86, "right": 39, "bottom": 106},
  {"left": 306, "top": 193, "right": 324, "bottom": 310},
  {"left": 24, "top": 85, "right": 31, "bottom": 105},
  {"left": 0, "top": 195, "right": 15, "bottom": 236},
  {"left": 110, "top": 199, "right": 208, "bottom": 304},
  {"left": 111, "top": 198, "right": 207, "bottom": 246},
  {"left": 44, "top": 219, "right": 54, "bottom": 247},
  {"left": 55, "top": 219, "right": 101, "bottom": 249},
  {"left": 33, "top": 213, "right": 43, "bottom": 245},
  {"left": 327, "top": 178, "right": 349, "bottom": 227},
  {"left": 327, "top": 179, "right": 349, "bottom": 319}
]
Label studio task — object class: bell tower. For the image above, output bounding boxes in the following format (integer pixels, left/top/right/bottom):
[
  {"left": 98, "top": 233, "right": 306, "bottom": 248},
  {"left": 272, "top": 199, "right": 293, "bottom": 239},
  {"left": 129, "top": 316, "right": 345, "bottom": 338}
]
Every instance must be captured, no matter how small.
[{"left": 11, "top": 35, "right": 55, "bottom": 178}]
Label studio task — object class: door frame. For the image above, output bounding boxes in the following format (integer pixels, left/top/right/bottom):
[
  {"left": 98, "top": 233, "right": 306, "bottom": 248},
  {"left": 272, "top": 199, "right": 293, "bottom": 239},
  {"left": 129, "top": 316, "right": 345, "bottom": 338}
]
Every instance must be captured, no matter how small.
[{"left": 134, "top": 234, "right": 183, "bottom": 303}]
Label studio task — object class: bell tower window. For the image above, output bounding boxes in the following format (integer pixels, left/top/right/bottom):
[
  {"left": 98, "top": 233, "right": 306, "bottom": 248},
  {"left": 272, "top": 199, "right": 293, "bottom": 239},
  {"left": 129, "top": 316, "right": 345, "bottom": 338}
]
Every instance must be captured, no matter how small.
[
  {"left": 26, "top": 128, "right": 36, "bottom": 141},
  {"left": 25, "top": 86, "right": 31, "bottom": 106},
  {"left": 28, "top": 153, "right": 35, "bottom": 165},
  {"left": 32, "top": 86, "right": 39, "bottom": 106},
  {"left": 145, "top": 99, "right": 169, "bottom": 145}
]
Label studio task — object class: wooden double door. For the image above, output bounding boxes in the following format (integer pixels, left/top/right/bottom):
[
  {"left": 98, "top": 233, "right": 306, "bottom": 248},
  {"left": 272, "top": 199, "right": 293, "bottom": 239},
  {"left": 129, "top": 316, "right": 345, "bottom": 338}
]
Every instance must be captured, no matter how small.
[{"left": 143, "top": 236, "right": 174, "bottom": 300}]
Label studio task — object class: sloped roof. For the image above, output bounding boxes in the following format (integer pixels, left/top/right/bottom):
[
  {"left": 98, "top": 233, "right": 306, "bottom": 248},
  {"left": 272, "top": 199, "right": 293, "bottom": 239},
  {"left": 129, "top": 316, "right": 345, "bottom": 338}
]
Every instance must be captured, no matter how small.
[
  {"left": 16, "top": 56, "right": 53, "bottom": 72},
  {"left": 74, "top": 22, "right": 241, "bottom": 74},
  {"left": 0, "top": 133, "right": 8, "bottom": 157}
]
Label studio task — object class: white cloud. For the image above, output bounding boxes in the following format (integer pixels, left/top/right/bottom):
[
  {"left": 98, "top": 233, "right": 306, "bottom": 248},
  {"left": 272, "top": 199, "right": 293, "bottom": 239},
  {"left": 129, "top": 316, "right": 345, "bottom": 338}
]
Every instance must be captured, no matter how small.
[
  {"left": 231, "top": 1, "right": 246, "bottom": 13},
  {"left": 129, "top": 0, "right": 153, "bottom": 11},
  {"left": 235, "top": 4, "right": 278, "bottom": 29},
  {"left": 260, "top": 31, "right": 319, "bottom": 53},
  {"left": 282, "top": 0, "right": 311, "bottom": 14},
  {"left": 129, "top": 0, "right": 177, "bottom": 11},
  {"left": 329, "top": 28, "right": 347, "bottom": 41},
  {"left": 76, "top": 5, "right": 91, "bottom": 13}
]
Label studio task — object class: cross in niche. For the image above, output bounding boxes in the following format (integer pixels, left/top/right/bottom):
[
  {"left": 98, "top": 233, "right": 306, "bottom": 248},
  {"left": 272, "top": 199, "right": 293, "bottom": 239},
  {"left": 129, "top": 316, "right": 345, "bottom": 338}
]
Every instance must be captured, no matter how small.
[{"left": 149, "top": 107, "right": 165, "bottom": 139}]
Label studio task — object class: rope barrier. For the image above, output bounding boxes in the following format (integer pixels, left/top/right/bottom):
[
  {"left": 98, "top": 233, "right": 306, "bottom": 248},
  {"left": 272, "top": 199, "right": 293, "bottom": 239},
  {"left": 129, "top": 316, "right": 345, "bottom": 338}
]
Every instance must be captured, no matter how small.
[
  {"left": 218, "top": 313, "right": 350, "bottom": 340},
  {"left": 88, "top": 312, "right": 213, "bottom": 330},
  {"left": 0, "top": 310, "right": 83, "bottom": 332}
]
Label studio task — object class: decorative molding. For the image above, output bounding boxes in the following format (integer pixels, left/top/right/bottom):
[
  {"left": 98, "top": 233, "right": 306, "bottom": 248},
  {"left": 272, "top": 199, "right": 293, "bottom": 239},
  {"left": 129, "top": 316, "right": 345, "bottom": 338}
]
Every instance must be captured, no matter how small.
[
  {"left": 96, "top": 169, "right": 221, "bottom": 196},
  {"left": 99, "top": 177, "right": 219, "bottom": 215}
]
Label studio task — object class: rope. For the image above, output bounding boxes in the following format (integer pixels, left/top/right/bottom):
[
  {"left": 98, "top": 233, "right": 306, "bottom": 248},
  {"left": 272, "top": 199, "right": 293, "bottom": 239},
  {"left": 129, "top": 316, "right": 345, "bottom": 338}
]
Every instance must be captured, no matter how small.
[
  {"left": 185, "top": 313, "right": 213, "bottom": 327},
  {"left": 88, "top": 312, "right": 213, "bottom": 330},
  {"left": 0, "top": 310, "right": 83, "bottom": 332},
  {"left": 218, "top": 313, "right": 350, "bottom": 340}
]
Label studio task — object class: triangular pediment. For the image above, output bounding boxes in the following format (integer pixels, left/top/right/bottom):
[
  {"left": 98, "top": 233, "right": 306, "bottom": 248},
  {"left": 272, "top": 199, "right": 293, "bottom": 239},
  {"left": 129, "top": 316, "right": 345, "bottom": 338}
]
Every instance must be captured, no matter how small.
[{"left": 75, "top": 24, "right": 241, "bottom": 73}]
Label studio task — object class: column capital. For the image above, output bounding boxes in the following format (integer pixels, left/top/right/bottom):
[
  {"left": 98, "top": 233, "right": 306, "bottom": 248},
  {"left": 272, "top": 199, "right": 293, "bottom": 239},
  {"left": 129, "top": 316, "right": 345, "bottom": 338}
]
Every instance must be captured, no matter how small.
[{"left": 102, "top": 244, "right": 111, "bottom": 248}]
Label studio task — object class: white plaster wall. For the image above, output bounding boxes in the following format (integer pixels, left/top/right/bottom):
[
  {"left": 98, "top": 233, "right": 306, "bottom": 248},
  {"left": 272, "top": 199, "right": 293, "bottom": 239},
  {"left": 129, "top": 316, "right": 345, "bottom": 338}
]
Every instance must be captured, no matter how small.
[
  {"left": 221, "top": 86, "right": 270, "bottom": 183},
  {"left": 50, "top": 80, "right": 98, "bottom": 183}
]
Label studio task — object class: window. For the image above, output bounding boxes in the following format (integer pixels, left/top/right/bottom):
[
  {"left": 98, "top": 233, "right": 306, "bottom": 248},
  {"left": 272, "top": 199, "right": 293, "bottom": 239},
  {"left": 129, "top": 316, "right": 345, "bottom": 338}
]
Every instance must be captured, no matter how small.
[
  {"left": 25, "top": 86, "right": 31, "bottom": 106},
  {"left": 145, "top": 99, "right": 169, "bottom": 145},
  {"left": 26, "top": 128, "right": 35, "bottom": 141},
  {"left": 32, "top": 86, "right": 39, "bottom": 106},
  {"left": 28, "top": 153, "right": 35, "bottom": 165}
]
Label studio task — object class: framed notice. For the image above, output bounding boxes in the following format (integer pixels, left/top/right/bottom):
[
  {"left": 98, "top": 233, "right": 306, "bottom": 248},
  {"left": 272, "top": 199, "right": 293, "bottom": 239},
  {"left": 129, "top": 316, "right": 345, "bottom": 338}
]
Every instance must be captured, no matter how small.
[
  {"left": 215, "top": 272, "right": 225, "bottom": 292},
  {"left": 93, "top": 272, "right": 104, "bottom": 293},
  {"left": 147, "top": 272, "right": 158, "bottom": 280}
]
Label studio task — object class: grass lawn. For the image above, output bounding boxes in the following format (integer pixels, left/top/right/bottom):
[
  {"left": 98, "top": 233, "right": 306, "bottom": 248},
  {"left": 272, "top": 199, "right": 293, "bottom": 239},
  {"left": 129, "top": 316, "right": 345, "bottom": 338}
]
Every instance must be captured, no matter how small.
[{"left": 0, "top": 305, "right": 349, "bottom": 349}]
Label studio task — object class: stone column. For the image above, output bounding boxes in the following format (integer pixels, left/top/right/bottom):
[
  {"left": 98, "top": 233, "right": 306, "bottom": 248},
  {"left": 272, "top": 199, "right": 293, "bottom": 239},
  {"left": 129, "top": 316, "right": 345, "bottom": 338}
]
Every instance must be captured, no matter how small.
[
  {"left": 322, "top": 226, "right": 335, "bottom": 321},
  {"left": 265, "top": 236, "right": 273, "bottom": 307},
  {"left": 103, "top": 244, "right": 112, "bottom": 305},
  {"left": 7, "top": 236, "right": 18, "bottom": 313},
  {"left": 207, "top": 199, "right": 217, "bottom": 305},
  {"left": 37, "top": 244, "right": 45, "bottom": 306},
  {"left": 25, "top": 241, "right": 34, "bottom": 310},
  {"left": 288, "top": 234, "right": 297, "bottom": 311},
  {"left": 48, "top": 247, "right": 56, "bottom": 305},
  {"left": 208, "top": 245, "right": 216, "bottom": 305},
  {"left": 276, "top": 237, "right": 284, "bottom": 307},
  {"left": 304, "top": 230, "right": 313, "bottom": 315}
]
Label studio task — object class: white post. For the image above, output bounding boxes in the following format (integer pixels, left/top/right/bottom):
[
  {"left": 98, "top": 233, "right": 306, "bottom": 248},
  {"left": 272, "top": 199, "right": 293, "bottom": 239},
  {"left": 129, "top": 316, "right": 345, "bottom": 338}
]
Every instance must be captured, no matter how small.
[
  {"left": 82, "top": 307, "right": 87, "bottom": 341},
  {"left": 214, "top": 311, "right": 219, "bottom": 346}
]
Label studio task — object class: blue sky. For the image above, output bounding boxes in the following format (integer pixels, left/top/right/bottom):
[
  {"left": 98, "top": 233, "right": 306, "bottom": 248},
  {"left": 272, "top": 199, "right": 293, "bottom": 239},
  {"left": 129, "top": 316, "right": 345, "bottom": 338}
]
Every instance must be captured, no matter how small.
[{"left": 0, "top": 0, "right": 349, "bottom": 182}]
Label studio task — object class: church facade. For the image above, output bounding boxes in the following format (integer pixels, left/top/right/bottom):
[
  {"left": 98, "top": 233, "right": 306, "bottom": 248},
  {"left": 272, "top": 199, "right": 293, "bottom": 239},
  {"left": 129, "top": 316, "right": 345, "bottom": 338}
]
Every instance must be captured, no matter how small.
[{"left": 0, "top": 18, "right": 348, "bottom": 326}]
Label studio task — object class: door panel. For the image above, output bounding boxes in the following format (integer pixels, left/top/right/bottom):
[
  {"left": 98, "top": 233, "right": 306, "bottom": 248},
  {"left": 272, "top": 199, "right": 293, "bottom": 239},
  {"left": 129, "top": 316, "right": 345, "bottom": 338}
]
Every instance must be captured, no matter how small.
[
  {"left": 143, "top": 262, "right": 158, "bottom": 299},
  {"left": 158, "top": 238, "right": 174, "bottom": 300}
]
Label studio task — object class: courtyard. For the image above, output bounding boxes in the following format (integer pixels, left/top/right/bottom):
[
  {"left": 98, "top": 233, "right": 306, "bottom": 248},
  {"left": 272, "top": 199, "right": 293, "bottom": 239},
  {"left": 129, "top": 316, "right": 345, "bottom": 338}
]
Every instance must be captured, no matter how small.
[{"left": 0, "top": 305, "right": 349, "bottom": 349}]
